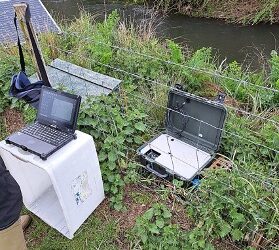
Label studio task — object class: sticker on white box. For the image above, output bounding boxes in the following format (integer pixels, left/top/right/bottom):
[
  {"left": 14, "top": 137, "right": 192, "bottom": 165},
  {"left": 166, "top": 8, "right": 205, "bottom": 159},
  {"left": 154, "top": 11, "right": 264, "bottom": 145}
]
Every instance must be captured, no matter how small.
[{"left": 72, "top": 171, "right": 92, "bottom": 205}]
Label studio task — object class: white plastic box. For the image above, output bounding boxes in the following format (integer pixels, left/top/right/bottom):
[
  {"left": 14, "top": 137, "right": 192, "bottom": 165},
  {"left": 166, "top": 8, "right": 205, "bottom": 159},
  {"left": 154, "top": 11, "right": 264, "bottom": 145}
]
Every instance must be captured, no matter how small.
[{"left": 0, "top": 131, "right": 105, "bottom": 239}]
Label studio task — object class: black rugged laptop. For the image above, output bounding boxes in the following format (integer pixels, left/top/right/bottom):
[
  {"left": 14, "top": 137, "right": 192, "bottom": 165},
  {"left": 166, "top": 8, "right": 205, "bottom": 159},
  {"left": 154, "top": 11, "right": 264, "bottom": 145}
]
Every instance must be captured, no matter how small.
[{"left": 6, "top": 86, "right": 81, "bottom": 160}]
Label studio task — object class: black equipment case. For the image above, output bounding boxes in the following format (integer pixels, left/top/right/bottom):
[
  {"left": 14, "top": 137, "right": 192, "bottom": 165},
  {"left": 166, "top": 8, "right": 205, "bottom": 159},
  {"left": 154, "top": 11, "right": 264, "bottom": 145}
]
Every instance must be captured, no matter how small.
[{"left": 137, "top": 87, "right": 227, "bottom": 182}]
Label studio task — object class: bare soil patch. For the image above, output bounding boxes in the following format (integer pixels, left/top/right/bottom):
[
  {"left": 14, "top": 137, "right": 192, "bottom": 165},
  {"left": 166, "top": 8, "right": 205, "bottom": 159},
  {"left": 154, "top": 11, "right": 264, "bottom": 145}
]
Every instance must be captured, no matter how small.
[
  {"left": 3, "top": 108, "right": 25, "bottom": 134},
  {"left": 203, "top": 81, "right": 244, "bottom": 109}
]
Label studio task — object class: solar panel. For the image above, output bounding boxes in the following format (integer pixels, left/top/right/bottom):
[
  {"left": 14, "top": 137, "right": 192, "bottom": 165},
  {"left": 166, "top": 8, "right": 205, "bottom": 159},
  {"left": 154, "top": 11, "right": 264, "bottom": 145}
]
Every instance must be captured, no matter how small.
[{"left": 0, "top": 0, "right": 60, "bottom": 44}]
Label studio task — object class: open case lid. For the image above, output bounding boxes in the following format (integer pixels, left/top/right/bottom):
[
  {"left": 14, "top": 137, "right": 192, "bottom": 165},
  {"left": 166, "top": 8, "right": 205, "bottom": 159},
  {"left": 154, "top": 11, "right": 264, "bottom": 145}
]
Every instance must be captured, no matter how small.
[{"left": 166, "top": 88, "right": 227, "bottom": 153}]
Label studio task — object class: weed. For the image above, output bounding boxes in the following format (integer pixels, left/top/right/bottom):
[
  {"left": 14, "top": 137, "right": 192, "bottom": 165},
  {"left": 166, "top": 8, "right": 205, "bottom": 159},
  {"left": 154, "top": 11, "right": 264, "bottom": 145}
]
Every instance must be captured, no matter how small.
[
  {"left": 78, "top": 93, "right": 148, "bottom": 210},
  {"left": 136, "top": 0, "right": 279, "bottom": 24},
  {"left": 130, "top": 203, "right": 189, "bottom": 249},
  {"left": 131, "top": 191, "right": 153, "bottom": 204}
]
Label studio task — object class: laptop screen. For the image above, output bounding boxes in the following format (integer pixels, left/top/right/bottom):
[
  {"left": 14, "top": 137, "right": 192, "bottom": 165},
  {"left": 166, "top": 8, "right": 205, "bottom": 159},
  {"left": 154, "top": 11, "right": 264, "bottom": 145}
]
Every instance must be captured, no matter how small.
[{"left": 37, "top": 87, "right": 81, "bottom": 132}]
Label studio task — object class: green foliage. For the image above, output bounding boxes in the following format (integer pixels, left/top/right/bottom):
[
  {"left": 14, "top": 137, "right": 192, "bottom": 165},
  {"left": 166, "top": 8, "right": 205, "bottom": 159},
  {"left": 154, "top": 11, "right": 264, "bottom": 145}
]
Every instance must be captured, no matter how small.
[
  {"left": 219, "top": 60, "right": 277, "bottom": 109},
  {"left": 222, "top": 112, "right": 279, "bottom": 166},
  {"left": 252, "top": 0, "right": 279, "bottom": 24},
  {"left": 78, "top": 92, "right": 147, "bottom": 210},
  {"left": 269, "top": 50, "right": 279, "bottom": 104},
  {"left": 140, "top": 0, "right": 279, "bottom": 24},
  {"left": 88, "top": 10, "right": 119, "bottom": 66},
  {"left": 0, "top": 11, "right": 278, "bottom": 249},
  {"left": 187, "top": 166, "right": 279, "bottom": 249},
  {"left": 0, "top": 49, "right": 18, "bottom": 112},
  {"left": 22, "top": 106, "right": 37, "bottom": 124},
  {"left": 167, "top": 39, "right": 184, "bottom": 64},
  {"left": 182, "top": 47, "right": 214, "bottom": 91},
  {"left": 0, "top": 44, "right": 37, "bottom": 113},
  {"left": 187, "top": 111, "right": 279, "bottom": 249},
  {"left": 29, "top": 214, "right": 119, "bottom": 250},
  {"left": 131, "top": 203, "right": 188, "bottom": 249}
]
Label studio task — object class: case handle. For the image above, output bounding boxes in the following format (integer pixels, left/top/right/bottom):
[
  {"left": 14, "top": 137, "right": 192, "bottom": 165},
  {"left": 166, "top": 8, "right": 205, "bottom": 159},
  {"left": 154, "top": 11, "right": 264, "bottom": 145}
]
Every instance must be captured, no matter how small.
[
  {"left": 145, "top": 163, "right": 169, "bottom": 179},
  {"left": 215, "top": 92, "right": 226, "bottom": 104},
  {"left": 9, "top": 152, "right": 30, "bottom": 163}
]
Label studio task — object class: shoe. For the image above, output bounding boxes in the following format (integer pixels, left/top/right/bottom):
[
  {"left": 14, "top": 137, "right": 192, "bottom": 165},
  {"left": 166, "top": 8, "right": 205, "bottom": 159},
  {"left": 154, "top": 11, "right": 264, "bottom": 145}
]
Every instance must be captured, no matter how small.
[{"left": 20, "top": 215, "right": 32, "bottom": 232}]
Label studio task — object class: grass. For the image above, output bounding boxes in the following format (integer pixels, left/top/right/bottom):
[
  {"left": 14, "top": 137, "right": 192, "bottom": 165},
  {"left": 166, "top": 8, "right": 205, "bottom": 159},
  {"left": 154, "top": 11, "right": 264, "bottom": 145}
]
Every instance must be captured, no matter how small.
[
  {"left": 0, "top": 114, "right": 7, "bottom": 140},
  {"left": 133, "top": 0, "right": 279, "bottom": 24},
  {"left": 0, "top": 10, "right": 278, "bottom": 249},
  {"left": 27, "top": 214, "right": 119, "bottom": 250}
]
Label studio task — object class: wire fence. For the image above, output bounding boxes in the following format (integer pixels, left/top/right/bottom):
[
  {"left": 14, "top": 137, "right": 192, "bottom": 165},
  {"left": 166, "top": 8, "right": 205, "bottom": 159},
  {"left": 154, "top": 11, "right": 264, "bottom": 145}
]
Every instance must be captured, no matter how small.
[
  {"left": 0, "top": 19, "right": 278, "bottom": 250},
  {"left": 54, "top": 46, "right": 279, "bottom": 153},
  {"left": 32, "top": 40, "right": 278, "bottom": 248},
  {"left": 58, "top": 38, "right": 278, "bottom": 246}
]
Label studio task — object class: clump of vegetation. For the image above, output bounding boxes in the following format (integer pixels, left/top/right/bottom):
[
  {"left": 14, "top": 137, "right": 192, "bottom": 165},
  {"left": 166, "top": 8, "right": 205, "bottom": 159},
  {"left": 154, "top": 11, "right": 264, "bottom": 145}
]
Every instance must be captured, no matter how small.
[
  {"left": 78, "top": 93, "right": 147, "bottom": 210},
  {"left": 0, "top": 47, "right": 18, "bottom": 113},
  {"left": 130, "top": 203, "right": 189, "bottom": 249},
  {"left": 0, "top": 10, "right": 278, "bottom": 249},
  {"left": 133, "top": 0, "right": 279, "bottom": 24}
]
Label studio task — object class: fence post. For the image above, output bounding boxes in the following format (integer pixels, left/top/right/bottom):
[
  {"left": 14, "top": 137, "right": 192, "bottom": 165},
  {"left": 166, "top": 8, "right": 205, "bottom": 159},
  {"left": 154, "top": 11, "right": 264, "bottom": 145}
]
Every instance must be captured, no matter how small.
[{"left": 13, "top": 3, "right": 51, "bottom": 87}]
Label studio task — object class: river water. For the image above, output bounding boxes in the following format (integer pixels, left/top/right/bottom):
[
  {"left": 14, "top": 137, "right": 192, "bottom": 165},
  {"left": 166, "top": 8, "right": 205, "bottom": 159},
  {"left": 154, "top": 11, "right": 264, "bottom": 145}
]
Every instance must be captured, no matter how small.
[{"left": 42, "top": 0, "right": 279, "bottom": 69}]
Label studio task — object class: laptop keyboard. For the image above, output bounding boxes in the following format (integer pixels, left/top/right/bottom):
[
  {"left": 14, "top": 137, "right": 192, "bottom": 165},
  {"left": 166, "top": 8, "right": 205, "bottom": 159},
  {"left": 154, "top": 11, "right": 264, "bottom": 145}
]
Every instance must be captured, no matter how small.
[{"left": 21, "top": 123, "right": 72, "bottom": 146}]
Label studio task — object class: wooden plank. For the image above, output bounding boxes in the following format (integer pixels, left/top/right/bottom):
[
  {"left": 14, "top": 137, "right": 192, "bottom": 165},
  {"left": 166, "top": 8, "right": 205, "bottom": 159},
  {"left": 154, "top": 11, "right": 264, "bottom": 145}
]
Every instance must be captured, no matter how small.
[{"left": 13, "top": 3, "right": 51, "bottom": 86}]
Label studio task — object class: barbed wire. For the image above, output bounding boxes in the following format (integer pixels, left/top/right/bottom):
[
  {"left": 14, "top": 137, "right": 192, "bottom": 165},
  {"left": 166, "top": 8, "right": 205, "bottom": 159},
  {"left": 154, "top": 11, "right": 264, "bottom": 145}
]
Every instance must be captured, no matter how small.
[
  {"left": 54, "top": 46, "right": 279, "bottom": 129},
  {"left": 55, "top": 47, "right": 279, "bottom": 153},
  {"left": 76, "top": 89, "right": 279, "bottom": 219},
  {"left": 2, "top": 33, "right": 279, "bottom": 127},
  {"left": 2, "top": 41, "right": 275, "bottom": 191},
  {"left": 46, "top": 46, "right": 279, "bottom": 194},
  {"left": 81, "top": 94, "right": 279, "bottom": 193},
  {"left": 225, "top": 105, "right": 279, "bottom": 126},
  {"left": 64, "top": 31, "right": 279, "bottom": 93}
]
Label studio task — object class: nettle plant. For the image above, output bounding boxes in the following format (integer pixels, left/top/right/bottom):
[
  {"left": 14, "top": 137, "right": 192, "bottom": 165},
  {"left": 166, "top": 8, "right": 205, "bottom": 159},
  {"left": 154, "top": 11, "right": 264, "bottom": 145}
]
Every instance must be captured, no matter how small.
[
  {"left": 78, "top": 91, "right": 147, "bottom": 210},
  {"left": 187, "top": 166, "right": 279, "bottom": 249},
  {"left": 185, "top": 112, "right": 279, "bottom": 249},
  {"left": 131, "top": 203, "right": 189, "bottom": 250}
]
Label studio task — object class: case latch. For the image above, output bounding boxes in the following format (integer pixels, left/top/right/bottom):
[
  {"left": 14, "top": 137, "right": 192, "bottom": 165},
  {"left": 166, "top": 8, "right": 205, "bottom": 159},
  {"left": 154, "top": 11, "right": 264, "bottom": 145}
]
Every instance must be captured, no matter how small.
[
  {"left": 215, "top": 92, "right": 226, "bottom": 104},
  {"left": 174, "top": 84, "right": 184, "bottom": 91}
]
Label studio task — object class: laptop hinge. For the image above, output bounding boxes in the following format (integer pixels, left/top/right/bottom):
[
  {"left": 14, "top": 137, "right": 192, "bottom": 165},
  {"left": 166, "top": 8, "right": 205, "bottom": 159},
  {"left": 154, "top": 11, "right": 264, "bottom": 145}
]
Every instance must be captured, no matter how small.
[
  {"left": 37, "top": 121, "right": 73, "bottom": 135},
  {"left": 49, "top": 124, "right": 57, "bottom": 129}
]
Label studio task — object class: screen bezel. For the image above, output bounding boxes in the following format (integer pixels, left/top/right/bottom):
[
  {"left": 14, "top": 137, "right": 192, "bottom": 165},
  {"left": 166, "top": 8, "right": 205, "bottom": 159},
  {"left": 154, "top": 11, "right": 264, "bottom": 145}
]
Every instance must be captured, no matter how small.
[{"left": 36, "top": 86, "right": 81, "bottom": 133}]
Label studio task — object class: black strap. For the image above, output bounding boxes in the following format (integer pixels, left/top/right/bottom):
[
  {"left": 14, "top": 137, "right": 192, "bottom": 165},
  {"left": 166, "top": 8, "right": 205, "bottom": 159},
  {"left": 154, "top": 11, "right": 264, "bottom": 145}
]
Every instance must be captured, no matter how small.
[{"left": 14, "top": 13, "right": 25, "bottom": 72}]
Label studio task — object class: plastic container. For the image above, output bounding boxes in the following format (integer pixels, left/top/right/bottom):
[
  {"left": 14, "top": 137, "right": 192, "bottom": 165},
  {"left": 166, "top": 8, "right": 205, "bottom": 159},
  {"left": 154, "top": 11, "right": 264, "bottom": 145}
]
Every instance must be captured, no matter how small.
[
  {"left": 0, "top": 131, "right": 105, "bottom": 239},
  {"left": 138, "top": 87, "right": 227, "bottom": 182}
]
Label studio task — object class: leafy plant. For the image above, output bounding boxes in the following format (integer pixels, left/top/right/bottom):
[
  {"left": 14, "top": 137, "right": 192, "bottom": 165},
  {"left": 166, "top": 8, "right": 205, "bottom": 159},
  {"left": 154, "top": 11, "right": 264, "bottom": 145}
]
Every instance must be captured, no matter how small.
[
  {"left": 78, "top": 92, "right": 147, "bottom": 210},
  {"left": 187, "top": 165, "right": 279, "bottom": 249},
  {"left": 0, "top": 10, "right": 278, "bottom": 249},
  {"left": 182, "top": 47, "right": 214, "bottom": 91},
  {"left": 130, "top": 203, "right": 188, "bottom": 249}
]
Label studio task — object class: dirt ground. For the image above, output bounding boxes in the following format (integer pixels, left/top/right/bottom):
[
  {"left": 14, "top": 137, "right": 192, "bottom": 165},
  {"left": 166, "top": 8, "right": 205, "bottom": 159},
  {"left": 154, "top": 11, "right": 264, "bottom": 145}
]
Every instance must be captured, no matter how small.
[{"left": 3, "top": 108, "right": 25, "bottom": 134}]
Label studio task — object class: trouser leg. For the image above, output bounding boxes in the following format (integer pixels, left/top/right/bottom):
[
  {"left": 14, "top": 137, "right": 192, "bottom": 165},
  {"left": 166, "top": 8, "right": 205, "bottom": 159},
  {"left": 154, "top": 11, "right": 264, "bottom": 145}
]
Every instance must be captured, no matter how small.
[{"left": 0, "top": 219, "right": 27, "bottom": 250}]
